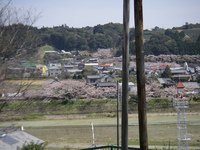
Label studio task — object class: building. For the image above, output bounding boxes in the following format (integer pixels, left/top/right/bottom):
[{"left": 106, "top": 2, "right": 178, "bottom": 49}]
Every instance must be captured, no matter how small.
[
  {"left": 87, "top": 58, "right": 98, "bottom": 63},
  {"left": 0, "top": 125, "right": 44, "bottom": 150},
  {"left": 48, "top": 66, "right": 62, "bottom": 77},
  {"left": 177, "top": 81, "right": 185, "bottom": 93},
  {"left": 86, "top": 74, "right": 114, "bottom": 85},
  {"left": 36, "top": 64, "right": 48, "bottom": 76},
  {"left": 158, "top": 78, "right": 176, "bottom": 88}
]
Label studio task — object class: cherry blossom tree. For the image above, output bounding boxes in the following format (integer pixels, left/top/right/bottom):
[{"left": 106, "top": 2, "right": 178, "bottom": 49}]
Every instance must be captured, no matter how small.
[{"left": 24, "top": 79, "right": 118, "bottom": 101}]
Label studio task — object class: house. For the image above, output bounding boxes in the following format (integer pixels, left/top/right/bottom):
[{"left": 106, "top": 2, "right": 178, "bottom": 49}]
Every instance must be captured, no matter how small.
[
  {"left": 182, "top": 82, "right": 200, "bottom": 94},
  {"left": 85, "top": 63, "right": 99, "bottom": 69},
  {"left": 78, "top": 63, "right": 99, "bottom": 70},
  {"left": 171, "top": 70, "right": 188, "bottom": 75},
  {"left": 172, "top": 74, "right": 192, "bottom": 82},
  {"left": 147, "top": 65, "right": 167, "bottom": 72},
  {"left": 100, "top": 63, "right": 113, "bottom": 70},
  {"left": 87, "top": 58, "right": 98, "bottom": 63},
  {"left": 86, "top": 75, "right": 101, "bottom": 84},
  {"left": 158, "top": 78, "right": 176, "bottom": 88},
  {"left": 60, "top": 50, "right": 72, "bottom": 55},
  {"left": 78, "top": 63, "right": 85, "bottom": 69},
  {"left": 6, "top": 67, "right": 24, "bottom": 78},
  {"left": 45, "top": 50, "right": 57, "bottom": 54},
  {"left": 48, "top": 66, "right": 62, "bottom": 77},
  {"left": 177, "top": 81, "right": 185, "bottom": 92},
  {"left": 36, "top": 64, "right": 48, "bottom": 76},
  {"left": 63, "top": 65, "right": 74, "bottom": 72},
  {"left": 86, "top": 74, "right": 114, "bottom": 85},
  {"left": 48, "top": 61, "right": 61, "bottom": 67},
  {"left": 61, "top": 58, "right": 74, "bottom": 65},
  {"left": 0, "top": 125, "right": 44, "bottom": 150},
  {"left": 65, "top": 69, "right": 82, "bottom": 76}
]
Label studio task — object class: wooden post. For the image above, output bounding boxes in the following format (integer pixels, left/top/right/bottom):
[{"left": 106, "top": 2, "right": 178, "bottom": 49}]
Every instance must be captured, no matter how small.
[
  {"left": 134, "top": 0, "right": 148, "bottom": 149},
  {"left": 122, "top": 0, "right": 130, "bottom": 149}
]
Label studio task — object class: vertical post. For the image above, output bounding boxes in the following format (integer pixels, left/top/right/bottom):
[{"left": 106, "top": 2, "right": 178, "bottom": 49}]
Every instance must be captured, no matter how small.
[
  {"left": 117, "top": 81, "right": 119, "bottom": 147},
  {"left": 134, "top": 0, "right": 148, "bottom": 150},
  {"left": 90, "top": 122, "right": 95, "bottom": 145},
  {"left": 122, "top": 0, "right": 130, "bottom": 149}
]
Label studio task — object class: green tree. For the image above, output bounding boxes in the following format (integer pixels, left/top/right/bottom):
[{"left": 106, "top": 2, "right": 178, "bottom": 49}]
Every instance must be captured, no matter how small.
[
  {"left": 81, "top": 66, "right": 98, "bottom": 78},
  {"left": 77, "top": 74, "right": 83, "bottom": 79},
  {"left": 161, "top": 65, "right": 172, "bottom": 78},
  {"left": 73, "top": 74, "right": 77, "bottom": 79},
  {"left": 115, "top": 70, "right": 122, "bottom": 77}
]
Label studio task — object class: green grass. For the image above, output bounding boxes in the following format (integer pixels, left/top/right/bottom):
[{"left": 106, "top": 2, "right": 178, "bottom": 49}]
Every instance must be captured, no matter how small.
[
  {"left": 23, "top": 123, "right": 200, "bottom": 148},
  {"left": 1, "top": 113, "right": 199, "bottom": 149},
  {"left": 27, "top": 113, "right": 45, "bottom": 120},
  {"left": 37, "top": 45, "right": 55, "bottom": 64},
  {"left": 184, "top": 28, "right": 200, "bottom": 38}
]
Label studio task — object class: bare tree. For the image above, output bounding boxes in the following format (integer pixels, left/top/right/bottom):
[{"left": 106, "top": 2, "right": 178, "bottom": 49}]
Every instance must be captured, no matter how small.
[
  {"left": 0, "top": 0, "right": 41, "bottom": 114},
  {"left": 0, "top": 0, "right": 41, "bottom": 63}
]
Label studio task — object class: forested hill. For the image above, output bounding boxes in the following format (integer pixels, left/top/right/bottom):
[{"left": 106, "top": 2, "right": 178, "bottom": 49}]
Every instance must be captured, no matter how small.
[
  {"left": 36, "top": 22, "right": 200, "bottom": 56},
  {"left": 38, "top": 23, "right": 124, "bottom": 53}
]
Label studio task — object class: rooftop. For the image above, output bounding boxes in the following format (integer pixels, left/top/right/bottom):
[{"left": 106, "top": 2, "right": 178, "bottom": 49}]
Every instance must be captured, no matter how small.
[{"left": 177, "top": 81, "right": 185, "bottom": 88}]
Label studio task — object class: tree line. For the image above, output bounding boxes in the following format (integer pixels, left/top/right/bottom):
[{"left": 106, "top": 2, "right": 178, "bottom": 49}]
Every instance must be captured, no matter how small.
[
  {"left": 1, "top": 21, "right": 200, "bottom": 61},
  {"left": 38, "top": 23, "right": 200, "bottom": 56}
]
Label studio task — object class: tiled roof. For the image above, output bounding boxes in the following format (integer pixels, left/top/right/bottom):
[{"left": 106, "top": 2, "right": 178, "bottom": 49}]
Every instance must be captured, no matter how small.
[{"left": 177, "top": 81, "right": 185, "bottom": 88}]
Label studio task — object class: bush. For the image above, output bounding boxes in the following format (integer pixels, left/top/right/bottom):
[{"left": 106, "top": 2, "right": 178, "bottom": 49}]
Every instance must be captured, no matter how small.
[
  {"left": 193, "top": 96, "right": 200, "bottom": 102},
  {"left": 148, "top": 98, "right": 171, "bottom": 108},
  {"left": 21, "top": 141, "right": 47, "bottom": 150}
]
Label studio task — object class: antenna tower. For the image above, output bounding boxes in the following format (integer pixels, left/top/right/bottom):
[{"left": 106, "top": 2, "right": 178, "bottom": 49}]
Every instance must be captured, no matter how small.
[{"left": 173, "top": 97, "right": 191, "bottom": 150}]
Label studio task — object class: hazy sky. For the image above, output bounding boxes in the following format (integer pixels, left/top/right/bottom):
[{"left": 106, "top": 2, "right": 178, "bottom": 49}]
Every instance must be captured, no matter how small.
[{"left": 8, "top": 0, "right": 200, "bottom": 29}]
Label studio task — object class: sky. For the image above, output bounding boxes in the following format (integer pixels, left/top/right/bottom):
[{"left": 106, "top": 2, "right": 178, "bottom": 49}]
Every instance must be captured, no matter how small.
[{"left": 7, "top": 0, "right": 200, "bottom": 30}]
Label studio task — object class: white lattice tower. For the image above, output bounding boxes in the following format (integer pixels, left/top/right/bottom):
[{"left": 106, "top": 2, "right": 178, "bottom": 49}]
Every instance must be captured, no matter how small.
[{"left": 173, "top": 98, "right": 191, "bottom": 150}]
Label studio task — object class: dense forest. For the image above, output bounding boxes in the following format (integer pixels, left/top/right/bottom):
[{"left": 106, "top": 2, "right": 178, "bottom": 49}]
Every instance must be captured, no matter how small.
[
  {"left": 1, "top": 22, "right": 200, "bottom": 60},
  {"left": 38, "top": 22, "right": 200, "bottom": 56}
]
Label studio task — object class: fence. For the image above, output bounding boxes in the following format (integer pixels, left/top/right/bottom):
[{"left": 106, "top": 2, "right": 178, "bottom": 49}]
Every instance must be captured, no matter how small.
[{"left": 81, "top": 145, "right": 154, "bottom": 150}]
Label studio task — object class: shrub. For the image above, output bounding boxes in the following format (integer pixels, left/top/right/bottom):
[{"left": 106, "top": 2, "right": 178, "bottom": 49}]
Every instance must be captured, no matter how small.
[
  {"left": 21, "top": 141, "right": 47, "bottom": 150},
  {"left": 148, "top": 98, "right": 171, "bottom": 108}
]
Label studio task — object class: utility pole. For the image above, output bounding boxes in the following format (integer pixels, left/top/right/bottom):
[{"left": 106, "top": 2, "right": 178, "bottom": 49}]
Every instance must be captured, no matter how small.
[
  {"left": 117, "top": 81, "right": 120, "bottom": 148},
  {"left": 122, "top": 0, "right": 130, "bottom": 149},
  {"left": 134, "top": 0, "right": 148, "bottom": 150}
]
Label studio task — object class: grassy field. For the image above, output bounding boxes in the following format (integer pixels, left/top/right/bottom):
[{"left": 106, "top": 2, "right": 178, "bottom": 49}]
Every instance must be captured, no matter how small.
[
  {"left": 1, "top": 114, "right": 200, "bottom": 149},
  {"left": 37, "top": 45, "right": 55, "bottom": 64},
  {"left": 184, "top": 28, "right": 200, "bottom": 38},
  {"left": 4, "top": 79, "right": 45, "bottom": 85}
]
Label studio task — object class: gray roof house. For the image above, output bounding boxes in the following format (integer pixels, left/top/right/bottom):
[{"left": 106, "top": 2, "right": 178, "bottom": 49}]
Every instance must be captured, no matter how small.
[
  {"left": 63, "top": 65, "right": 74, "bottom": 72},
  {"left": 86, "top": 75, "right": 101, "bottom": 85},
  {"left": 172, "top": 74, "right": 192, "bottom": 81},
  {"left": 0, "top": 125, "right": 44, "bottom": 150},
  {"left": 171, "top": 70, "right": 188, "bottom": 75},
  {"left": 86, "top": 74, "right": 114, "bottom": 85},
  {"left": 158, "top": 78, "right": 176, "bottom": 88},
  {"left": 183, "top": 82, "right": 200, "bottom": 94}
]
